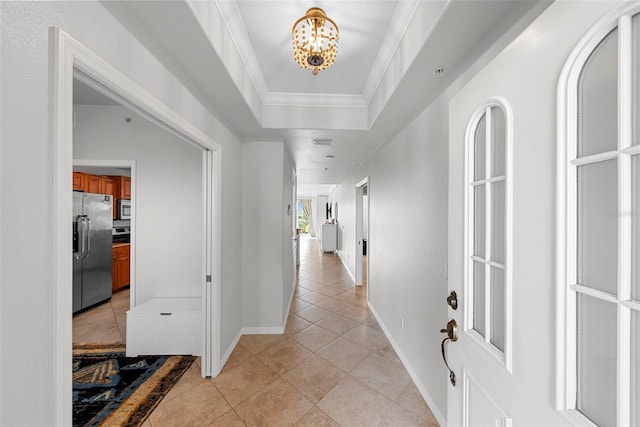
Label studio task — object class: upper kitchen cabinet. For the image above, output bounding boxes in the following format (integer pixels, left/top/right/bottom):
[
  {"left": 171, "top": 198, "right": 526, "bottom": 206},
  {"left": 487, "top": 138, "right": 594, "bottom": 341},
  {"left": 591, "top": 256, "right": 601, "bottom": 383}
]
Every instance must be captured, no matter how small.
[
  {"left": 72, "top": 172, "right": 84, "bottom": 191},
  {"left": 73, "top": 172, "right": 113, "bottom": 195},
  {"left": 109, "top": 176, "right": 131, "bottom": 200},
  {"left": 86, "top": 174, "right": 113, "bottom": 195}
]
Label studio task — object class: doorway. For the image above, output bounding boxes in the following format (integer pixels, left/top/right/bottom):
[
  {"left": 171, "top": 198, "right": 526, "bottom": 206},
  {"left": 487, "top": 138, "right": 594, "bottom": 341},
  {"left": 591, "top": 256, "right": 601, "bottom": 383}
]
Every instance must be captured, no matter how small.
[
  {"left": 71, "top": 161, "right": 134, "bottom": 346},
  {"left": 355, "top": 178, "right": 369, "bottom": 294},
  {"left": 51, "top": 28, "right": 221, "bottom": 425}
]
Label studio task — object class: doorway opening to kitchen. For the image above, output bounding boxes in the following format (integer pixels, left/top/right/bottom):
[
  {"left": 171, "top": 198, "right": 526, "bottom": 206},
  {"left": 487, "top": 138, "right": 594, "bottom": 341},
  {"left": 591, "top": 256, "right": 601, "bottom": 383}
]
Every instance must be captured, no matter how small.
[
  {"left": 71, "top": 156, "right": 134, "bottom": 347},
  {"left": 51, "top": 28, "right": 221, "bottom": 424}
]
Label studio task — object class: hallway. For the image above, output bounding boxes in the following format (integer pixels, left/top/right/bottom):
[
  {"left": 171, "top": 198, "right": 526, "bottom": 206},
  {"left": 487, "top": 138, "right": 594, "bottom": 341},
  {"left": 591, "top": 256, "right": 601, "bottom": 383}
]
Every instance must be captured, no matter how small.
[{"left": 145, "top": 236, "right": 438, "bottom": 426}]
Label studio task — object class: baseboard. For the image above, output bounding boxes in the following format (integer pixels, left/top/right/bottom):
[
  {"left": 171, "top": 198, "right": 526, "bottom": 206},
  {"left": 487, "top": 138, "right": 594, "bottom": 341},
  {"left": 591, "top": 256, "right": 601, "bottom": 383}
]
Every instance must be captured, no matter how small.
[
  {"left": 284, "top": 276, "right": 296, "bottom": 324},
  {"left": 337, "top": 251, "right": 356, "bottom": 283},
  {"left": 217, "top": 324, "right": 285, "bottom": 376},
  {"left": 367, "top": 302, "right": 447, "bottom": 427},
  {"left": 241, "top": 326, "right": 285, "bottom": 335},
  {"left": 218, "top": 330, "right": 243, "bottom": 375}
]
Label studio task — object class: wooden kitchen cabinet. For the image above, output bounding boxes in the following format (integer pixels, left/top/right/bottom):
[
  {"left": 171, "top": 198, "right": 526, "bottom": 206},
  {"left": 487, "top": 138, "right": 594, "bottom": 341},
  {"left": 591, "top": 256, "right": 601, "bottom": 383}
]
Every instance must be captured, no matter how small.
[
  {"left": 102, "top": 177, "right": 114, "bottom": 198},
  {"left": 72, "top": 172, "right": 84, "bottom": 191},
  {"left": 72, "top": 172, "right": 113, "bottom": 196},
  {"left": 109, "top": 176, "right": 131, "bottom": 199},
  {"left": 84, "top": 174, "right": 101, "bottom": 193},
  {"left": 112, "top": 243, "right": 130, "bottom": 292},
  {"left": 122, "top": 177, "right": 131, "bottom": 198}
]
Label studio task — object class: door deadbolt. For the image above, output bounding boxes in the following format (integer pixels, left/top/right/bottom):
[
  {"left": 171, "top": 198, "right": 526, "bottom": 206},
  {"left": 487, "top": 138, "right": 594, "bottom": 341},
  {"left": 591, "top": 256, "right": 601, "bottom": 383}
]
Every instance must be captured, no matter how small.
[
  {"left": 440, "top": 319, "right": 458, "bottom": 386},
  {"left": 447, "top": 291, "right": 458, "bottom": 310}
]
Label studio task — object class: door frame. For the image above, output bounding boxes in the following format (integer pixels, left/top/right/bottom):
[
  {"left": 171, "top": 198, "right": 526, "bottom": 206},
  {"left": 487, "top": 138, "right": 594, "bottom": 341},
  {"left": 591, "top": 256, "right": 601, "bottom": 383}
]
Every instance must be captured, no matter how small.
[
  {"left": 355, "top": 177, "right": 369, "bottom": 290},
  {"left": 50, "top": 27, "right": 222, "bottom": 425}
]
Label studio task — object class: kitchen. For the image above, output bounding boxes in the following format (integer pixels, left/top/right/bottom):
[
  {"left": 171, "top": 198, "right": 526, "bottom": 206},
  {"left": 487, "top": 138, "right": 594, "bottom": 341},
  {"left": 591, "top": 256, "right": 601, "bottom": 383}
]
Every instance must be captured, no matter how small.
[{"left": 72, "top": 170, "right": 132, "bottom": 343}]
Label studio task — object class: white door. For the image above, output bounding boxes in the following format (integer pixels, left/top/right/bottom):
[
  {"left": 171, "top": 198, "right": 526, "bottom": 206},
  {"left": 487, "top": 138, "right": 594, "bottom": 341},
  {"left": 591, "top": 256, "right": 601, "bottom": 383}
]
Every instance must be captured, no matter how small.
[
  {"left": 556, "top": 5, "right": 640, "bottom": 425},
  {"left": 446, "top": 100, "right": 513, "bottom": 427},
  {"left": 202, "top": 149, "right": 220, "bottom": 377},
  {"left": 446, "top": 4, "right": 639, "bottom": 426}
]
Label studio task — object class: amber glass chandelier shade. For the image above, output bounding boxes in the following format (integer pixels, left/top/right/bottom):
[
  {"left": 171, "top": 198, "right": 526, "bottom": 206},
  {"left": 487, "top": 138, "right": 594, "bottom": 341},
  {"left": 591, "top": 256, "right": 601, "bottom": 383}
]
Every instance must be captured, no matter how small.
[{"left": 292, "top": 7, "right": 339, "bottom": 75}]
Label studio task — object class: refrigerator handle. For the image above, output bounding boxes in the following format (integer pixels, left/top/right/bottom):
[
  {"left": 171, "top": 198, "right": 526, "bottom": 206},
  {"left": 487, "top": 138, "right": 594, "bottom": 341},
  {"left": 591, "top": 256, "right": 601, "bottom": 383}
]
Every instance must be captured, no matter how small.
[
  {"left": 83, "top": 215, "right": 91, "bottom": 259},
  {"left": 73, "top": 216, "right": 83, "bottom": 260}
]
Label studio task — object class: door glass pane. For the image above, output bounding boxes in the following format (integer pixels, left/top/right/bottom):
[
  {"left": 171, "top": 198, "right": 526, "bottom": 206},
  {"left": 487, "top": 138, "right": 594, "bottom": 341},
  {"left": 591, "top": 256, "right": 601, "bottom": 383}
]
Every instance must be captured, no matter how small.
[
  {"left": 490, "top": 267, "right": 505, "bottom": 352},
  {"left": 491, "top": 107, "right": 506, "bottom": 177},
  {"left": 473, "top": 261, "right": 486, "bottom": 337},
  {"left": 578, "top": 28, "right": 618, "bottom": 157},
  {"left": 491, "top": 180, "right": 505, "bottom": 264},
  {"left": 474, "top": 185, "right": 486, "bottom": 258},
  {"left": 475, "top": 114, "right": 486, "bottom": 181},
  {"left": 633, "top": 13, "right": 640, "bottom": 147},
  {"left": 633, "top": 155, "right": 640, "bottom": 301},
  {"left": 577, "top": 160, "right": 618, "bottom": 295},
  {"left": 632, "top": 310, "right": 639, "bottom": 427},
  {"left": 577, "top": 294, "right": 617, "bottom": 426}
]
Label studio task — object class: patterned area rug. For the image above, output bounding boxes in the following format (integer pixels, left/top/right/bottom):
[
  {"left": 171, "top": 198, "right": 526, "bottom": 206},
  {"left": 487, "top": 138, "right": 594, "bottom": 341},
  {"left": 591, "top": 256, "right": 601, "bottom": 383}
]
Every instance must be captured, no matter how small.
[{"left": 73, "top": 344, "right": 196, "bottom": 427}]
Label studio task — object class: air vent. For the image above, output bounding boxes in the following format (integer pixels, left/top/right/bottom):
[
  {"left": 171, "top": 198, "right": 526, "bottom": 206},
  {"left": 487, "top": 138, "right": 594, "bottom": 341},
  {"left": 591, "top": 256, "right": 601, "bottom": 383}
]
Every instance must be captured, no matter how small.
[{"left": 312, "top": 138, "right": 332, "bottom": 146}]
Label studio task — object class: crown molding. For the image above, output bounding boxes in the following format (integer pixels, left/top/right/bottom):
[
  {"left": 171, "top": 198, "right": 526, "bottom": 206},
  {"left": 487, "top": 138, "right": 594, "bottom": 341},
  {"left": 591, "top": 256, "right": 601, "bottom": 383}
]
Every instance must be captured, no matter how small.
[
  {"left": 211, "top": 0, "right": 421, "bottom": 129},
  {"left": 265, "top": 92, "right": 367, "bottom": 108},
  {"left": 361, "top": 0, "right": 423, "bottom": 104}
]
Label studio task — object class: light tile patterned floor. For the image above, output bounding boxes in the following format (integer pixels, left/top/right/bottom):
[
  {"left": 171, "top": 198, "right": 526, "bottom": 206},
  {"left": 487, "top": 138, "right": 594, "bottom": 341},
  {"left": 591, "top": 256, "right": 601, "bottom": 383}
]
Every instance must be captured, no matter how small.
[
  {"left": 73, "top": 287, "right": 129, "bottom": 344},
  {"left": 74, "top": 236, "right": 439, "bottom": 426}
]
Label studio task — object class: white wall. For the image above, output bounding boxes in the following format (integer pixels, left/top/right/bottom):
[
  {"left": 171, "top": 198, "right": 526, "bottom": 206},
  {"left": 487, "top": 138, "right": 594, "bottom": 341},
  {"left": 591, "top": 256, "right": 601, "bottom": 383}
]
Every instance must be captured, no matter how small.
[
  {"left": 282, "top": 152, "right": 295, "bottom": 322},
  {"left": 448, "top": 2, "right": 618, "bottom": 424},
  {"left": 0, "top": 2, "right": 243, "bottom": 423},
  {"left": 74, "top": 166, "right": 131, "bottom": 177},
  {"left": 329, "top": 91, "right": 450, "bottom": 420},
  {"left": 242, "top": 141, "right": 295, "bottom": 329},
  {"left": 73, "top": 105, "right": 202, "bottom": 303}
]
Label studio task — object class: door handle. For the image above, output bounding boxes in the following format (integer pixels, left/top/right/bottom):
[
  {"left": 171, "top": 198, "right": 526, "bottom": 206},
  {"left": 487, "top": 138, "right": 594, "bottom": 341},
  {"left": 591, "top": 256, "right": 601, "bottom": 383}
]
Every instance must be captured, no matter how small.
[
  {"left": 440, "top": 319, "right": 458, "bottom": 386},
  {"left": 84, "top": 216, "right": 91, "bottom": 258},
  {"left": 73, "top": 216, "right": 82, "bottom": 260},
  {"left": 75, "top": 215, "right": 89, "bottom": 260},
  {"left": 77, "top": 215, "right": 90, "bottom": 260}
]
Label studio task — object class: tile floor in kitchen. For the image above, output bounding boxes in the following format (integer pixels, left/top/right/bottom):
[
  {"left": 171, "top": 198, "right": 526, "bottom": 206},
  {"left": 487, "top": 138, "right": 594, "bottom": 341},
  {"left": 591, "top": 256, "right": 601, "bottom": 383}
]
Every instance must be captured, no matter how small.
[{"left": 73, "top": 236, "right": 439, "bottom": 426}]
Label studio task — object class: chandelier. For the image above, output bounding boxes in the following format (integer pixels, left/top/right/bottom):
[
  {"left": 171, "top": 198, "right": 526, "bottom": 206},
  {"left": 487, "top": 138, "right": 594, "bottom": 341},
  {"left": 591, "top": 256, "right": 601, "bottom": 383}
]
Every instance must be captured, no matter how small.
[{"left": 292, "top": 7, "right": 339, "bottom": 75}]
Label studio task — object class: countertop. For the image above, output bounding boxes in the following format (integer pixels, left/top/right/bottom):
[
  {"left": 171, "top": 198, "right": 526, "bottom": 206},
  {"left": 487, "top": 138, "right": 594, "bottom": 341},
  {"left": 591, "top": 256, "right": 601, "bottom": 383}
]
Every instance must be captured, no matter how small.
[{"left": 112, "top": 242, "right": 130, "bottom": 249}]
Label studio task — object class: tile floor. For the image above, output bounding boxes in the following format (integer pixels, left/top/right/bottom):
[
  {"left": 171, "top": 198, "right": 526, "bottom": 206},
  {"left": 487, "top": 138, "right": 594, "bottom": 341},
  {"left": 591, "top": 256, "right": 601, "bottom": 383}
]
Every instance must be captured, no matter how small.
[
  {"left": 73, "top": 287, "right": 129, "bottom": 344},
  {"left": 73, "top": 236, "right": 439, "bottom": 426}
]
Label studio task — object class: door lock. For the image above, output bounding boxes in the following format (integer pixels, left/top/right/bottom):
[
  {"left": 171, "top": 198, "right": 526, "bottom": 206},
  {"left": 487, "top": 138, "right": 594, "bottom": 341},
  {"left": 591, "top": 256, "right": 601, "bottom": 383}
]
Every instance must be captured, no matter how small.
[
  {"left": 446, "top": 291, "right": 458, "bottom": 310},
  {"left": 440, "top": 319, "right": 458, "bottom": 386}
]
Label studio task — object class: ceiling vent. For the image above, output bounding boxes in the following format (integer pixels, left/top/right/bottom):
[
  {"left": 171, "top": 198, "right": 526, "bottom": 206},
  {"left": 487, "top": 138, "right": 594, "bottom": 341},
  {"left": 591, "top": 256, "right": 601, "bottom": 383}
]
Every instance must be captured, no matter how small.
[{"left": 312, "top": 138, "right": 333, "bottom": 146}]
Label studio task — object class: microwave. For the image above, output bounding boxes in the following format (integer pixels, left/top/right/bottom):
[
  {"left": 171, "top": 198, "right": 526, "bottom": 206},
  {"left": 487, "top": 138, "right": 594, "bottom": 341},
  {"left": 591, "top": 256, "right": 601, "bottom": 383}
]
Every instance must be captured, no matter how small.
[{"left": 117, "top": 199, "right": 131, "bottom": 220}]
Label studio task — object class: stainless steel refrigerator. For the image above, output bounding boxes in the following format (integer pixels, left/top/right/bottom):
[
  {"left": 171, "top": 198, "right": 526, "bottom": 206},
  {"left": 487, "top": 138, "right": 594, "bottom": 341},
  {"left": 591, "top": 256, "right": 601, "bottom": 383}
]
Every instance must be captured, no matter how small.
[{"left": 73, "top": 192, "right": 113, "bottom": 313}]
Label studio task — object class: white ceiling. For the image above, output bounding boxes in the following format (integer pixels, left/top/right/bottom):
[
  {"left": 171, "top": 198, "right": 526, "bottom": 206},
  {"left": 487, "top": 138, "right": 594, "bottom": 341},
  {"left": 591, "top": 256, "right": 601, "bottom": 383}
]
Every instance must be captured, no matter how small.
[{"left": 99, "top": 0, "right": 550, "bottom": 192}]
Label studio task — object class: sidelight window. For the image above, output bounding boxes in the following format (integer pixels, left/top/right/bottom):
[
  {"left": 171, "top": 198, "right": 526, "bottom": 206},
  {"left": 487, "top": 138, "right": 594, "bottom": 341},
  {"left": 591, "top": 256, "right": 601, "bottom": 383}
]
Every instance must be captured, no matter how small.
[{"left": 466, "top": 100, "right": 512, "bottom": 370}]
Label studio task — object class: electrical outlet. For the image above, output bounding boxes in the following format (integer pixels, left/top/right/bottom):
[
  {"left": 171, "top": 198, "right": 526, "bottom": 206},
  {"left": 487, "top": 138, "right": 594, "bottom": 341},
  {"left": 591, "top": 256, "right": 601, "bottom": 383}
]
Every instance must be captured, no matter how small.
[{"left": 401, "top": 316, "right": 405, "bottom": 332}]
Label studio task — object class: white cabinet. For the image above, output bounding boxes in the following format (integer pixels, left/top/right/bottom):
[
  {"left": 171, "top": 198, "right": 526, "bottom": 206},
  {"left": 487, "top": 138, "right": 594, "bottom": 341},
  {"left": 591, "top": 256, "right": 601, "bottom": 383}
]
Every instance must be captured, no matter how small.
[
  {"left": 321, "top": 223, "right": 337, "bottom": 252},
  {"left": 126, "top": 297, "right": 201, "bottom": 357}
]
